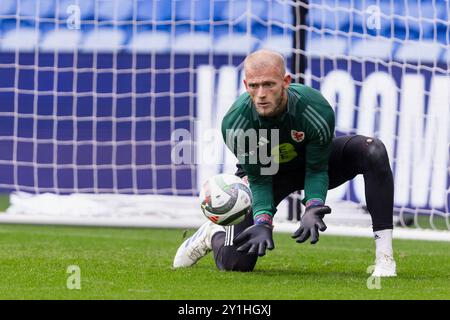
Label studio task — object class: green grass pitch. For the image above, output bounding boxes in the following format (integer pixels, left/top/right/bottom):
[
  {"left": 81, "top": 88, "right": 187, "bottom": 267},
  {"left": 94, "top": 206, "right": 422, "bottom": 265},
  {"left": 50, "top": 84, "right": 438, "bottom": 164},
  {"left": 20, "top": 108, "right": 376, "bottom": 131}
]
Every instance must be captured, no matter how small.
[
  {"left": 0, "top": 223, "right": 449, "bottom": 300},
  {"left": 0, "top": 194, "right": 9, "bottom": 212}
]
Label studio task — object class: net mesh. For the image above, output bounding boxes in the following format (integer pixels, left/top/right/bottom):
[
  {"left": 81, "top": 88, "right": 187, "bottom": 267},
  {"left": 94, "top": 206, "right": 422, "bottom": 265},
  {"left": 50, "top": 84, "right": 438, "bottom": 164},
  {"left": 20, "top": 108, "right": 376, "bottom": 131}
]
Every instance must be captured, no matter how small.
[{"left": 0, "top": 0, "right": 448, "bottom": 232}]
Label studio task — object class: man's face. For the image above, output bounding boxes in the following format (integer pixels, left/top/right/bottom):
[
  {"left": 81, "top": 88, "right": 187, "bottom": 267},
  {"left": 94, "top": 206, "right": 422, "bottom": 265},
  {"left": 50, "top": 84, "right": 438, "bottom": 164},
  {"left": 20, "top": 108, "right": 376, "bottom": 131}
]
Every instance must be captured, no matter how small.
[{"left": 244, "top": 66, "right": 291, "bottom": 118}]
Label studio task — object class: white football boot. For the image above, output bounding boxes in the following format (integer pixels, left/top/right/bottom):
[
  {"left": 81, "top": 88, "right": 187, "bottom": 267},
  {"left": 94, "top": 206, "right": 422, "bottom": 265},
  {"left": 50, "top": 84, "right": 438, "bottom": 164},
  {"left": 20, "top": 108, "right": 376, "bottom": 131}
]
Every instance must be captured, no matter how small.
[
  {"left": 372, "top": 253, "right": 397, "bottom": 277},
  {"left": 173, "top": 221, "right": 225, "bottom": 268}
]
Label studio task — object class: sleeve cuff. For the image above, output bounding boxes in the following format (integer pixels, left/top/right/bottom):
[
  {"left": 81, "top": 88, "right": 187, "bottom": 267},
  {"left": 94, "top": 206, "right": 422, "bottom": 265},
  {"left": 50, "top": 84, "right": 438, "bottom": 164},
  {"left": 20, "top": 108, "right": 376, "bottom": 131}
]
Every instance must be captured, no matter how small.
[
  {"left": 253, "top": 210, "right": 274, "bottom": 218},
  {"left": 304, "top": 198, "right": 324, "bottom": 207},
  {"left": 253, "top": 213, "right": 273, "bottom": 226}
]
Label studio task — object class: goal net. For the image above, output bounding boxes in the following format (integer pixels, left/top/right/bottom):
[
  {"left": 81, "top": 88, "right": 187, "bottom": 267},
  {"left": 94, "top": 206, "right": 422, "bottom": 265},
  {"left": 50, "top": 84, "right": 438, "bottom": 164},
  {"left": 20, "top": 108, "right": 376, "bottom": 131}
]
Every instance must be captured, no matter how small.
[{"left": 0, "top": 0, "right": 448, "bottom": 240}]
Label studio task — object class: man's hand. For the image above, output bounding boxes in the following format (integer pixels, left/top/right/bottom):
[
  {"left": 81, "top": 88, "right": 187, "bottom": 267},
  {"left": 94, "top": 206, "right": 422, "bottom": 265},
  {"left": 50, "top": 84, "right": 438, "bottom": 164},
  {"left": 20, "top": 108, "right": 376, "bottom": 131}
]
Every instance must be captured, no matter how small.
[
  {"left": 234, "top": 224, "right": 274, "bottom": 257},
  {"left": 292, "top": 205, "right": 331, "bottom": 244}
]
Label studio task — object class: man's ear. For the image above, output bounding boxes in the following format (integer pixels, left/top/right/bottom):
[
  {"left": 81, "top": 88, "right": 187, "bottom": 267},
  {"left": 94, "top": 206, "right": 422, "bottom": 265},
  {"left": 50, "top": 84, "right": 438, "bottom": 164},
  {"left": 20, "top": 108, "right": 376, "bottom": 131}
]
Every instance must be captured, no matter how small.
[
  {"left": 243, "top": 79, "right": 249, "bottom": 90},
  {"left": 283, "top": 74, "right": 292, "bottom": 88}
]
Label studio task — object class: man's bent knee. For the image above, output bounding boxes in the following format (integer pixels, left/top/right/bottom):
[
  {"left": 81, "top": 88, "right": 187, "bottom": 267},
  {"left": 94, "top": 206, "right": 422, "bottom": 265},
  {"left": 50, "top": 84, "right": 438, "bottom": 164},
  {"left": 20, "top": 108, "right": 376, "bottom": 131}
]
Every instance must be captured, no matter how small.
[
  {"left": 215, "top": 249, "right": 257, "bottom": 272},
  {"left": 365, "top": 138, "right": 390, "bottom": 170},
  {"left": 219, "top": 263, "right": 255, "bottom": 272}
]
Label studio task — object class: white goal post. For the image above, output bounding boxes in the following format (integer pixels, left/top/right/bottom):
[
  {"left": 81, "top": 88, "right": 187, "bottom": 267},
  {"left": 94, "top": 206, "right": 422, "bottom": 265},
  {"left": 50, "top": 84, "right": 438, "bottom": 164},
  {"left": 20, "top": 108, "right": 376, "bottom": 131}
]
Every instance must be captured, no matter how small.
[{"left": 0, "top": 0, "right": 448, "bottom": 241}]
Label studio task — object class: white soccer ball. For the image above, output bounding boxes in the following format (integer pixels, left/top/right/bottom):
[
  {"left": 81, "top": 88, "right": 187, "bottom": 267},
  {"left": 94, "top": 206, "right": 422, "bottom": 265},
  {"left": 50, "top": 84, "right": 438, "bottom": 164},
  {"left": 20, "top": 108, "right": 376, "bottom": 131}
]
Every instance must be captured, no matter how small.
[{"left": 200, "top": 174, "right": 252, "bottom": 226}]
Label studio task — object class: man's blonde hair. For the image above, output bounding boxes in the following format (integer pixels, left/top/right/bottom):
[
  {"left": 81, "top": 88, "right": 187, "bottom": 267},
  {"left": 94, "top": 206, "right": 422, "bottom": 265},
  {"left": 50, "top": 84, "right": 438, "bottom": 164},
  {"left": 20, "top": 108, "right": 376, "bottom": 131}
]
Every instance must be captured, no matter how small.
[{"left": 243, "top": 49, "right": 286, "bottom": 78}]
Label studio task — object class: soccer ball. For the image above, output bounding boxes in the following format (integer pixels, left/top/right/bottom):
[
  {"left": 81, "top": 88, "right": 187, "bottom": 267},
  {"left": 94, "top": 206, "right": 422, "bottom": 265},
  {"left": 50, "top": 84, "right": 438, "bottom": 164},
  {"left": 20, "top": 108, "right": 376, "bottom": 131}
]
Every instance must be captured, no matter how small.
[{"left": 200, "top": 174, "right": 252, "bottom": 226}]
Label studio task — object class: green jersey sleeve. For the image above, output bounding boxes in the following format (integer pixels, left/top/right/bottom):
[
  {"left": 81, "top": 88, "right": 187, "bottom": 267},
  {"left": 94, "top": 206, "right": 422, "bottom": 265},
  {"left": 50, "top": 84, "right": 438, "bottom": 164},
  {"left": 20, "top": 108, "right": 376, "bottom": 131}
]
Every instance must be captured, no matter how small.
[
  {"left": 221, "top": 94, "right": 277, "bottom": 217},
  {"left": 246, "top": 174, "right": 276, "bottom": 217},
  {"left": 299, "top": 87, "right": 336, "bottom": 205}
]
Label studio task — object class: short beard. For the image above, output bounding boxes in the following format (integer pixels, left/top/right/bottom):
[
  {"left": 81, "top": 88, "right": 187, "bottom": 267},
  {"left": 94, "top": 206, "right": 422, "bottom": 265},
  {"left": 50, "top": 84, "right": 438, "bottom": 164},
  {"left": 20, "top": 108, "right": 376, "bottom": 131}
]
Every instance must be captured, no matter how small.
[{"left": 271, "top": 89, "right": 286, "bottom": 117}]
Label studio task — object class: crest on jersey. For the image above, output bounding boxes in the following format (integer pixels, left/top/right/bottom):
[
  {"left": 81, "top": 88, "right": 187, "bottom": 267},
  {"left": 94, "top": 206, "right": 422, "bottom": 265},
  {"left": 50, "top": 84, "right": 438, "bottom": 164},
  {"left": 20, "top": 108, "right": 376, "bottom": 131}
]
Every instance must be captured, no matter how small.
[{"left": 291, "top": 130, "right": 305, "bottom": 142}]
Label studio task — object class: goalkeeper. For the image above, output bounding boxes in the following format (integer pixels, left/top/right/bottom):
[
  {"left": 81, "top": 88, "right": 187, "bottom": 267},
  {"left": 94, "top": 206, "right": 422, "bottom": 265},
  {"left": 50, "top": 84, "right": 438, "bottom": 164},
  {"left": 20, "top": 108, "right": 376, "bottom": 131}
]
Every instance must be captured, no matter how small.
[{"left": 173, "top": 49, "right": 396, "bottom": 277}]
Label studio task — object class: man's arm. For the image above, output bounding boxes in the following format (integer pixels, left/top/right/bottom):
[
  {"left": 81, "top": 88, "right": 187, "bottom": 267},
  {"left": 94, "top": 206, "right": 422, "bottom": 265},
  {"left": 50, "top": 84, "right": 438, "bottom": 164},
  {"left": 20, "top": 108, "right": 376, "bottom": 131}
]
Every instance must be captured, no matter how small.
[
  {"left": 232, "top": 172, "right": 276, "bottom": 257},
  {"left": 303, "top": 141, "right": 332, "bottom": 206},
  {"left": 221, "top": 107, "right": 276, "bottom": 257},
  {"left": 247, "top": 174, "right": 276, "bottom": 218},
  {"left": 301, "top": 102, "right": 335, "bottom": 206},
  {"left": 293, "top": 101, "right": 335, "bottom": 244},
  {"left": 221, "top": 108, "right": 277, "bottom": 219}
]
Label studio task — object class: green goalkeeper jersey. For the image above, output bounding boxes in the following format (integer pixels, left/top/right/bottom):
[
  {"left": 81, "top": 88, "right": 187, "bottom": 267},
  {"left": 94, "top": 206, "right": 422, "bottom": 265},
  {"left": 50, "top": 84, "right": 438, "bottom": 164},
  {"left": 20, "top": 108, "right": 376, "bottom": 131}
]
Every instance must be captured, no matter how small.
[{"left": 221, "top": 83, "right": 335, "bottom": 218}]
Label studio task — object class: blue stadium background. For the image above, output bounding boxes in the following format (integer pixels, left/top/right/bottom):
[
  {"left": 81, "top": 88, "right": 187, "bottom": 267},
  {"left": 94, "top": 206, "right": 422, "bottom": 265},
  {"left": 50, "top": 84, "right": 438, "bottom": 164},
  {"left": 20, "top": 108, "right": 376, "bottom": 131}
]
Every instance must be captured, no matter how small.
[{"left": 0, "top": 0, "right": 448, "bottom": 54}]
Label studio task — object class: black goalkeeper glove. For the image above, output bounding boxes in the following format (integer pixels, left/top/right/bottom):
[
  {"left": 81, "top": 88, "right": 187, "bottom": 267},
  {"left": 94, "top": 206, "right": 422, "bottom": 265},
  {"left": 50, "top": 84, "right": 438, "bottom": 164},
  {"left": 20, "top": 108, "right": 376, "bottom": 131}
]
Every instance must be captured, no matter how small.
[
  {"left": 234, "top": 224, "right": 274, "bottom": 257},
  {"left": 292, "top": 205, "right": 331, "bottom": 244}
]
